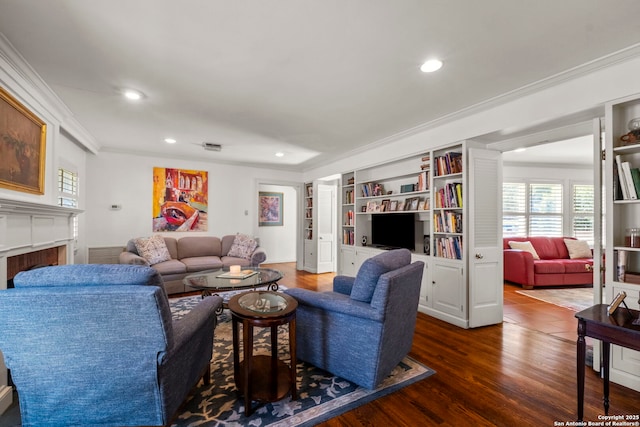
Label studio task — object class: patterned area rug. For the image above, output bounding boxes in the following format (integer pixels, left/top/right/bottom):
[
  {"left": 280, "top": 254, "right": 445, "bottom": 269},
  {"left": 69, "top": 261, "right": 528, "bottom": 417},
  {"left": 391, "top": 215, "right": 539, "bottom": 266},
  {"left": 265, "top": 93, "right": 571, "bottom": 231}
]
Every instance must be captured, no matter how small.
[
  {"left": 169, "top": 295, "right": 435, "bottom": 427},
  {"left": 516, "top": 287, "right": 594, "bottom": 312}
]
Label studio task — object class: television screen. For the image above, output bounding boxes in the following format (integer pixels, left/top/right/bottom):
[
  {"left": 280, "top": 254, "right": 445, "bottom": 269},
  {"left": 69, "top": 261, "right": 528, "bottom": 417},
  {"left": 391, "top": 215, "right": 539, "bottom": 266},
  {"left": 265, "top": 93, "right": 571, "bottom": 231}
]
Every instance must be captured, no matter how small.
[{"left": 371, "top": 213, "right": 415, "bottom": 251}]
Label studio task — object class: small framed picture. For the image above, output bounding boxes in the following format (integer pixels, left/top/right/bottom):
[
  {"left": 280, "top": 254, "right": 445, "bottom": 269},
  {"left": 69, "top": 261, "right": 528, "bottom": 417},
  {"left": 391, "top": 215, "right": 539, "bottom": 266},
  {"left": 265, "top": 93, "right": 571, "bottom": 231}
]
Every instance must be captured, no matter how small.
[
  {"left": 397, "top": 201, "right": 405, "bottom": 211},
  {"left": 389, "top": 200, "right": 398, "bottom": 211},
  {"left": 361, "top": 205, "right": 367, "bottom": 212},
  {"left": 381, "top": 199, "right": 390, "bottom": 212},
  {"left": 409, "top": 197, "right": 419, "bottom": 211},
  {"left": 418, "top": 201, "right": 425, "bottom": 210}
]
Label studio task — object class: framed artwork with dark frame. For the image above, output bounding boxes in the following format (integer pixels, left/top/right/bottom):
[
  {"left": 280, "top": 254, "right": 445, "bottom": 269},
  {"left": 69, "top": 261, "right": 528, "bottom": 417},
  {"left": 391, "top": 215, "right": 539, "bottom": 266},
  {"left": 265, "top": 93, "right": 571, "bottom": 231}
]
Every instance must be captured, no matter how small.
[
  {"left": 259, "top": 191, "right": 283, "bottom": 226},
  {"left": 0, "top": 87, "right": 47, "bottom": 194}
]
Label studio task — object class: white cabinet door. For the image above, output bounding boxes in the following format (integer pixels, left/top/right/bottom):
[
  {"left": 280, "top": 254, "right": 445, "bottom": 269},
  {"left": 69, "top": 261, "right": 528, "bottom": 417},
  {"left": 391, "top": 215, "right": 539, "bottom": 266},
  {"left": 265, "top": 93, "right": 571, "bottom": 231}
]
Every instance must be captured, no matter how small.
[
  {"left": 432, "top": 259, "right": 465, "bottom": 319},
  {"left": 412, "top": 254, "right": 431, "bottom": 310},
  {"left": 304, "top": 240, "right": 316, "bottom": 272},
  {"left": 340, "top": 246, "right": 357, "bottom": 276},
  {"left": 467, "top": 147, "right": 503, "bottom": 328}
]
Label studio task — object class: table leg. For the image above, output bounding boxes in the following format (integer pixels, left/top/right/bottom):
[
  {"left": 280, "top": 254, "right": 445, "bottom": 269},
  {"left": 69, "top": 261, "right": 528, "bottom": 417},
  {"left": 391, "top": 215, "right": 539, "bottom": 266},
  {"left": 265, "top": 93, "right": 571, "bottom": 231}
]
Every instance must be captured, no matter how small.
[
  {"left": 243, "top": 320, "right": 253, "bottom": 416},
  {"left": 232, "top": 316, "right": 240, "bottom": 386},
  {"left": 271, "top": 325, "right": 278, "bottom": 398},
  {"left": 603, "top": 341, "right": 610, "bottom": 416},
  {"left": 577, "top": 319, "right": 586, "bottom": 421},
  {"left": 289, "top": 317, "right": 297, "bottom": 400}
]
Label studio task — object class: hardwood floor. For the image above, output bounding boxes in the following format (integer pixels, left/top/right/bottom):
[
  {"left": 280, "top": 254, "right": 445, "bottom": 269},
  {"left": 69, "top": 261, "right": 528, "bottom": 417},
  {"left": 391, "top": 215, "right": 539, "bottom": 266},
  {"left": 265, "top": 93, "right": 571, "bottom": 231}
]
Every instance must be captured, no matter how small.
[{"left": 265, "top": 262, "right": 640, "bottom": 426}]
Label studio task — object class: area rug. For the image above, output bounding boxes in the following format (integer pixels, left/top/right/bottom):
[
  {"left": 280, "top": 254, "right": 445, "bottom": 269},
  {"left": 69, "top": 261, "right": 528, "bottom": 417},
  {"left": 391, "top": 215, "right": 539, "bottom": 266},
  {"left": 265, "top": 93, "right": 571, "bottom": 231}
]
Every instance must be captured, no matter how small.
[
  {"left": 516, "top": 287, "right": 594, "bottom": 312},
  {"left": 169, "top": 295, "right": 435, "bottom": 427}
]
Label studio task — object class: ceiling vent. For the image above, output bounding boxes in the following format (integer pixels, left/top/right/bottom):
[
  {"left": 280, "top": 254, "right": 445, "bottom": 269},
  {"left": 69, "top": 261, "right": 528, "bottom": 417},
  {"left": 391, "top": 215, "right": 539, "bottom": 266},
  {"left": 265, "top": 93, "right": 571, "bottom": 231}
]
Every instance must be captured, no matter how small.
[{"left": 202, "top": 142, "right": 222, "bottom": 152}]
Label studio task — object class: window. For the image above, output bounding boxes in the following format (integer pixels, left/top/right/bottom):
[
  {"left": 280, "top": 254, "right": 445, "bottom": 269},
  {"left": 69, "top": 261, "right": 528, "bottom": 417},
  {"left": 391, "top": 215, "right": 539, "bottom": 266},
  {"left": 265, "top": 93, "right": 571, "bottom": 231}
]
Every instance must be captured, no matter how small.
[
  {"left": 572, "top": 184, "right": 594, "bottom": 244},
  {"left": 529, "top": 183, "right": 563, "bottom": 237},
  {"left": 503, "top": 180, "right": 594, "bottom": 243},
  {"left": 58, "top": 168, "right": 78, "bottom": 239},
  {"left": 502, "top": 182, "right": 526, "bottom": 237}
]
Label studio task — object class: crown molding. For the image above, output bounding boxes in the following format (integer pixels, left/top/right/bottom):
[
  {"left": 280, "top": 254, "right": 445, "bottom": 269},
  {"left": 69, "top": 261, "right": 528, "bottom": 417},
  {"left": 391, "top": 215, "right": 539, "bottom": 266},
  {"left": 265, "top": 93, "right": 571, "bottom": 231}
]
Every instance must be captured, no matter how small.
[{"left": 0, "top": 33, "right": 100, "bottom": 154}]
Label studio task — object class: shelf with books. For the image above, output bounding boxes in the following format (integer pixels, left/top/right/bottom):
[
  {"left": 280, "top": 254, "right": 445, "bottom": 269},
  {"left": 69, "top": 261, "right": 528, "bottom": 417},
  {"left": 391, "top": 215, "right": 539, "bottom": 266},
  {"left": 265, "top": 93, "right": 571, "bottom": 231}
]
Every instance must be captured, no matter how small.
[
  {"left": 340, "top": 172, "right": 356, "bottom": 247},
  {"left": 304, "top": 182, "right": 313, "bottom": 240},
  {"left": 605, "top": 92, "right": 640, "bottom": 391}
]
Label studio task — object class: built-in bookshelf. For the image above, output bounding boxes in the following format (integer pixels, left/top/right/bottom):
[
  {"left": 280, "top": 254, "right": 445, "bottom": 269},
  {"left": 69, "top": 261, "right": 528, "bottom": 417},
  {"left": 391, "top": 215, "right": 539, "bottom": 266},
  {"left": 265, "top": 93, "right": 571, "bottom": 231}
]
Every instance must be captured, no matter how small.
[
  {"left": 304, "top": 182, "right": 313, "bottom": 240},
  {"left": 432, "top": 147, "right": 463, "bottom": 260},
  {"left": 341, "top": 173, "right": 355, "bottom": 246},
  {"left": 605, "top": 93, "right": 640, "bottom": 391},
  {"left": 336, "top": 141, "right": 502, "bottom": 330}
]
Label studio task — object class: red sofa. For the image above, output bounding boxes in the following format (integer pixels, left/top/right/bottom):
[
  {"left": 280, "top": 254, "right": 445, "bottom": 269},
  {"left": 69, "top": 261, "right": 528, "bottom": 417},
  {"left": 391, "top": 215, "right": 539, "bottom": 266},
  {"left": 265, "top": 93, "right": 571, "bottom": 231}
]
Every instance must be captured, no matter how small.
[{"left": 503, "top": 237, "right": 593, "bottom": 289}]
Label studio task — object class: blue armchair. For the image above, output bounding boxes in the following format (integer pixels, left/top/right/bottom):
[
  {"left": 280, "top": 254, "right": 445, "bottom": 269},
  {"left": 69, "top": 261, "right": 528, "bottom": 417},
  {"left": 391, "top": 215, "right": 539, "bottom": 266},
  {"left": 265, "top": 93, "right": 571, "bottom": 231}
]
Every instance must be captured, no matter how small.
[
  {"left": 0, "top": 264, "right": 222, "bottom": 427},
  {"left": 284, "top": 249, "right": 424, "bottom": 389}
]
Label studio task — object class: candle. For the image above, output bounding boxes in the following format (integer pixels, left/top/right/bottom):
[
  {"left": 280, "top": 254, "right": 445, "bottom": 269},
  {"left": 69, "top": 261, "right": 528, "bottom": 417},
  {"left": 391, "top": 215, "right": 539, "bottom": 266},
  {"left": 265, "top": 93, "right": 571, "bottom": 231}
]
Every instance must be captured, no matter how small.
[{"left": 230, "top": 265, "right": 241, "bottom": 274}]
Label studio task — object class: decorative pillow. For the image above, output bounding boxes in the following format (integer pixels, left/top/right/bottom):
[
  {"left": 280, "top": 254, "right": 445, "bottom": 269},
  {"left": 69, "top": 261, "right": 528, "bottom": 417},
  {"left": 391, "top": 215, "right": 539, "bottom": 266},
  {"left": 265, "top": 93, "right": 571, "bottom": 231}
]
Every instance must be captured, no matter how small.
[
  {"left": 227, "top": 233, "right": 258, "bottom": 259},
  {"left": 350, "top": 258, "right": 391, "bottom": 303},
  {"left": 508, "top": 241, "right": 540, "bottom": 260},
  {"left": 564, "top": 239, "right": 592, "bottom": 259},
  {"left": 133, "top": 235, "right": 171, "bottom": 265}
]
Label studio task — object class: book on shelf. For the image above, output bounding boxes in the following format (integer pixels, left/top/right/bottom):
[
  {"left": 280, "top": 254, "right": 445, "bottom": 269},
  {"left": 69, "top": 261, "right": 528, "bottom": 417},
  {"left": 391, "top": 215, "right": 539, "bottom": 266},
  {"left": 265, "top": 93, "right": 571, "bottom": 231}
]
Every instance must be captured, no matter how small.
[
  {"left": 361, "top": 182, "right": 384, "bottom": 197},
  {"left": 417, "top": 170, "right": 430, "bottom": 191},
  {"left": 434, "top": 151, "right": 462, "bottom": 176},
  {"left": 343, "top": 229, "right": 354, "bottom": 245},
  {"left": 615, "top": 155, "right": 631, "bottom": 199},
  {"left": 621, "top": 160, "right": 638, "bottom": 199},
  {"left": 344, "top": 210, "right": 354, "bottom": 226},
  {"left": 631, "top": 168, "right": 640, "bottom": 198},
  {"left": 434, "top": 183, "right": 462, "bottom": 208}
]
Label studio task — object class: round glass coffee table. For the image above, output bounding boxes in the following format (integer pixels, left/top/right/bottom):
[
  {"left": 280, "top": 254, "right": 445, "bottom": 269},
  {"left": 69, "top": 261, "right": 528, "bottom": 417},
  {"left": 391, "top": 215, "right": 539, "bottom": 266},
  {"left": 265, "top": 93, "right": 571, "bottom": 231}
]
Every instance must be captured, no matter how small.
[
  {"left": 183, "top": 267, "right": 283, "bottom": 309},
  {"left": 228, "top": 291, "right": 298, "bottom": 416}
]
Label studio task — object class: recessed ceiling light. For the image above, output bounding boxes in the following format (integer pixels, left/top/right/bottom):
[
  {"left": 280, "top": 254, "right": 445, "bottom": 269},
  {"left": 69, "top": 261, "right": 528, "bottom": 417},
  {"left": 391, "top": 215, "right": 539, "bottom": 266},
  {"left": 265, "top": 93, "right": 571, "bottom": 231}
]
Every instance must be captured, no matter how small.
[
  {"left": 164, "top": 138, "right": 177, "bottom": 144},
  {"left": 275, "top": 152, "right": 284, "bottom": 157},
  {"left": 123, "top": 89, "right": 143, "bottom": 100},
  {"left": 420, "top": 59, "right": 443, "bottom": 73}
]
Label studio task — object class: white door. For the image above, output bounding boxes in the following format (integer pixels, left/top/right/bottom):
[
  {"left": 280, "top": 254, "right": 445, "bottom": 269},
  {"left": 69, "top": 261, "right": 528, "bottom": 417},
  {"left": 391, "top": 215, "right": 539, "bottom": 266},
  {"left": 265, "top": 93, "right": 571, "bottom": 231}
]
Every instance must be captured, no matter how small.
[
  {"left": 316, "top": 184, "right": 336, "bottom": 273},
  {"left": 468, "top": 147, "right": 503, "bottom": 328},
  {"left": 592, "top": 118, "right": 604, "bottom": 373}
]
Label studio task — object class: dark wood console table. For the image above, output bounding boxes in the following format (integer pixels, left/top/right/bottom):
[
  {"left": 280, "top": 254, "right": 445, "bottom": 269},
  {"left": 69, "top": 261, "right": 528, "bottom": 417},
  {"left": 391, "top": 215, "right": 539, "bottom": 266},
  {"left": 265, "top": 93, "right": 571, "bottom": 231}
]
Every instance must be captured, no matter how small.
[
  {"left": 228, "top": 291, "right": 298, "bottom": 416},
  {"left": 575, "top": 304, "right": 640, "bottom": 421}
]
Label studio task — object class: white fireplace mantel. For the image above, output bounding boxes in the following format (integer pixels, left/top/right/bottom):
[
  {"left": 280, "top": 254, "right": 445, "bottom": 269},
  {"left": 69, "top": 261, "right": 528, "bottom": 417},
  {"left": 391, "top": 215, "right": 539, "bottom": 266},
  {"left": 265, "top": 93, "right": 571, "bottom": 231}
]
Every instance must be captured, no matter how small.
[{"left": 0, "top": 197, "right": 83, "bottom": 414}]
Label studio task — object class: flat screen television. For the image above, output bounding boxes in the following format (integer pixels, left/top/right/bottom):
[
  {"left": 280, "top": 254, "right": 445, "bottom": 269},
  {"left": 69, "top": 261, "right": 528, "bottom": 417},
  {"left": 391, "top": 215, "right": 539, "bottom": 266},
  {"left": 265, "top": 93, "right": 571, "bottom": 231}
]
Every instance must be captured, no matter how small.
[{"left": 371, "top": 213, "right": 415, "bottom": 251}]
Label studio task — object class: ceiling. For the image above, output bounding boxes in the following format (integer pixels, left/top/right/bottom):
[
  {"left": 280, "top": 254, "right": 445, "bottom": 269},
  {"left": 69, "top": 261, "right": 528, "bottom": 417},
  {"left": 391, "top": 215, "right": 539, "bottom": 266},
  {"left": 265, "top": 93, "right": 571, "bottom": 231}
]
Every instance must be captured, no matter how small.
[{"left": 1, "top": 1, "right": 639, "bottom": 171}]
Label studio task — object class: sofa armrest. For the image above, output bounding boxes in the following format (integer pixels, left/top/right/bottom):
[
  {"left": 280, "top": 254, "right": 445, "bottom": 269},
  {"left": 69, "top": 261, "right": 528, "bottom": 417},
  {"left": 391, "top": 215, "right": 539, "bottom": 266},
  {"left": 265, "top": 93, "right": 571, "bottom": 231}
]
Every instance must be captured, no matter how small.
[
  {"left": 332, "top": 275, "right": 355, "bottom": 295},
  {"left": 284, "top": 288, "right": 382, "bottom": 322},
  {"left": 503, "top": 249, "right": 535, "bottom": 286},
  {"left": 119, "top": 251, "right": 150, "bottom": 266},
  {"left": 163, "top": 295, "right": 222, "bottom": 362},
  {"left": 250, "top": 247, "right": 267, "bottom": 265}
]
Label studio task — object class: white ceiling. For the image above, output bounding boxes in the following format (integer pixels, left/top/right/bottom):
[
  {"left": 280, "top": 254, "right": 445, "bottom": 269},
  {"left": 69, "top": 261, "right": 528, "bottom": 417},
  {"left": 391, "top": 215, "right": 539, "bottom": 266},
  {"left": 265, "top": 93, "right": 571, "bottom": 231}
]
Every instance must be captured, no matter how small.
[
  {"left": 1, "top": 0, "right": 639, "bottom": 171},
  {"left": 502, "top": 135, "right": 594, "bottom": 166}
]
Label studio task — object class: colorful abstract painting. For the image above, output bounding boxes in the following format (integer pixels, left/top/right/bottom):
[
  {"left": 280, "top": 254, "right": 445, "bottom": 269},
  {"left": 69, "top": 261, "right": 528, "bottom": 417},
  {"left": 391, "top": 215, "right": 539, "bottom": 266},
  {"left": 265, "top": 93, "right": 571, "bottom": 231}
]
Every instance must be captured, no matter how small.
[
  {"left": 258, "top": 191, "right": 283, "bottom": 226},
  {"left": 153, "top": 167, "right": 208, "bottom": 232}
]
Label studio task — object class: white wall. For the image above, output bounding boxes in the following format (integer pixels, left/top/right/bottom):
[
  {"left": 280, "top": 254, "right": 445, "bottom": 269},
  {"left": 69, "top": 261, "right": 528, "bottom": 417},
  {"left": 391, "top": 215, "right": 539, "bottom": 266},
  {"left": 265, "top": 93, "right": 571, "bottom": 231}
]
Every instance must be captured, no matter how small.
[
  {"left": 256, "top": 184, "right": 297, "bottom": 263},
  {"left": 84, "top": 152, "right": 303, "bottom": 254}
]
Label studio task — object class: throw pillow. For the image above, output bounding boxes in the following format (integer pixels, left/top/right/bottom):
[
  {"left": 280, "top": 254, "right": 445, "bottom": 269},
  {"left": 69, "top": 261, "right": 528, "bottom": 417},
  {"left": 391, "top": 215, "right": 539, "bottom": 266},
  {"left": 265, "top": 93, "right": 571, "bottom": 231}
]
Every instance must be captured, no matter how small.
[
  {"left": 508, "top": 241, "right": 540, "bottom": 260},
  {"left": 564, "top": 239, "right": 592, "bottom": 259},
  {"left": 350, "top": 258, "right": 391, "bottom": 303},
  {"left": 133, "top": 235, "right": 171, "bottom": 265},
  {"left": 227, "top": 233, "right": 258, "bottom": 259}
]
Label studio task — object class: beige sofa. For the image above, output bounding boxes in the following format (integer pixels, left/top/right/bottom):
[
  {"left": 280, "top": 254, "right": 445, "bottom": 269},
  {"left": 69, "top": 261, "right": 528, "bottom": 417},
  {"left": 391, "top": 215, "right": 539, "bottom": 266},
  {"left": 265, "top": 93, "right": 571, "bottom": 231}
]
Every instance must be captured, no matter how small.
[{"left": 119, "top": 235, "right": 266, "bottom": 294}]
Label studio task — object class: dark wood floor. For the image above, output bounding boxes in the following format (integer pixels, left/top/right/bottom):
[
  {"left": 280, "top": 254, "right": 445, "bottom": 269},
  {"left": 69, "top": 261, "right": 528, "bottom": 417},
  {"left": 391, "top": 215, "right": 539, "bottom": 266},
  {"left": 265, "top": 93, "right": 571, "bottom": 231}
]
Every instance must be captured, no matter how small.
[{"left": 265, "top": 262, "right": 640, "bottom": 427}]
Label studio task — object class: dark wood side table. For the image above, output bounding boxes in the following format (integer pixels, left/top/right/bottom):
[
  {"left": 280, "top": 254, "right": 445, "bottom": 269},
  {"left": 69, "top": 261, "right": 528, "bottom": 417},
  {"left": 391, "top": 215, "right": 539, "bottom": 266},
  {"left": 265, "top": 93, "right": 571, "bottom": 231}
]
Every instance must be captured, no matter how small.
[
  {"left": 575, "top": 304, "right": 640, "bottom": 421},
  {"left": 228, "top": 291, "right": 298, "bottom": 416}
]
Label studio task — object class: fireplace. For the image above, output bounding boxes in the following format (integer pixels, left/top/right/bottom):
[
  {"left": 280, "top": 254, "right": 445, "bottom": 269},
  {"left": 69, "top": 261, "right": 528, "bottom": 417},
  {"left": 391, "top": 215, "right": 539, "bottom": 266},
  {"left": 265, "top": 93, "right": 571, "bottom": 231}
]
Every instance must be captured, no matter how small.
[{"left": 6, "top": 246, "right": 66, "bottom": 288}]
